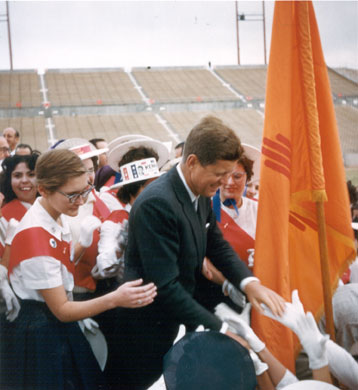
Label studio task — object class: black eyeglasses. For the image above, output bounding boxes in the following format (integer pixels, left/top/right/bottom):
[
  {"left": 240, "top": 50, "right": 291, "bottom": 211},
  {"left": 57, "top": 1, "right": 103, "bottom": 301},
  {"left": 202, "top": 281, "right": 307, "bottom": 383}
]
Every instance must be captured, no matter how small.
[
  {"left": 57, "top": 184, "right": 94, "bottom": 204},
  {"left": 0, "top": 147, "right": 10, "bottom": 153}
]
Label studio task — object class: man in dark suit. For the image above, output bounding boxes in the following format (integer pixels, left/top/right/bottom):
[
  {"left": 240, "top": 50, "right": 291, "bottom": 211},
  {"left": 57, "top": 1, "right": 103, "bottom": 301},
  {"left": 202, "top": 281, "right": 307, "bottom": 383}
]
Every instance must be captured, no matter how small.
[{"left": 105, "top": 116, "right": 285, "bottom": 389}]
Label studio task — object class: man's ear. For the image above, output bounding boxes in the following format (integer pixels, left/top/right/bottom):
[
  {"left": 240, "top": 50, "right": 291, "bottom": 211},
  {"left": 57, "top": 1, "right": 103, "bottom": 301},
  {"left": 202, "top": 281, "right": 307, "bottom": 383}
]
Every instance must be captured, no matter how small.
[{"left": 186, "top": 154, "right": 199, "bottom": 170}]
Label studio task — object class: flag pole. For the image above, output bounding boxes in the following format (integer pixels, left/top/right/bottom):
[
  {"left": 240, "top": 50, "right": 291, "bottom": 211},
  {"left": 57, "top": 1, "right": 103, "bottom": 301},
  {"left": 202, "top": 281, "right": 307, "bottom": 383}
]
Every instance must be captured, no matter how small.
[
  {"left": 316, "top": 201, "right": 336, "bottom": 341},
  {"left": 295, "top": 0, "right": 336, "bottom": 342}
]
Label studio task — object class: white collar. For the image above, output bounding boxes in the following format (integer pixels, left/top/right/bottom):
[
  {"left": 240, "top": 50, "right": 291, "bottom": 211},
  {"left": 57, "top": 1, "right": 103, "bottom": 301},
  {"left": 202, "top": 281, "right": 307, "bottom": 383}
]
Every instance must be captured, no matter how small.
[
  {"left": 176, "top": 164, "right": 199, "bottom": 204},
  {"left": 34, "top": 197, "right": 71, "bottom": 240}
]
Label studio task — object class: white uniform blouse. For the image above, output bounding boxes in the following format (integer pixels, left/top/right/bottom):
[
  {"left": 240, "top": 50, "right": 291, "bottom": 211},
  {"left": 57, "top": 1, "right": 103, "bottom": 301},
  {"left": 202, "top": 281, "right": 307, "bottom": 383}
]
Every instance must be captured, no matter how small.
[{"left": 9, "top": 197, "right": 74, "bottom": 302}]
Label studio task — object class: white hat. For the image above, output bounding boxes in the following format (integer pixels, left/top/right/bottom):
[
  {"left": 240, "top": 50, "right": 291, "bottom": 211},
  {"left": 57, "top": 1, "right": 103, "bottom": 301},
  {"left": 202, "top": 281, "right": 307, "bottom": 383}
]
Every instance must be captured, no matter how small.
[
  {"left": 280, "top": 380, "right": 339, "bottom": 390},
  {"left": 107, "top": 134, "right": 153, "bottom": 151},
  {"left": 107, "top": 134, "right": 170, "bottom": 171},
  {"left": 110, "top": 157, "right": 164, "bottom": 189},
  {"left": 161, "top": 156, "right": 182, "bottom": 172},
  {"left": 53, "top": 138, "right": 108, "bottom": 160},
  {"left": 242, "top": 143, "right": 261, "bottom": 184}
]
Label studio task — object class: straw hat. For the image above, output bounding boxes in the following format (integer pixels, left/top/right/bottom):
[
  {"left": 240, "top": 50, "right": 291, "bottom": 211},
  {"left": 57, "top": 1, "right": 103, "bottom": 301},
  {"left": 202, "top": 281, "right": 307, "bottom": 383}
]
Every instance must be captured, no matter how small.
[
  {"left": 242, "top": 143, "right": 261, "bottom": 184},
  {"left": 107, "top": 134, "right": 170, "bottom": 171},
  {"left": 110, "top": 157, "right": 164, "bottom": 190},
  {"left": 53, "top": 138, "right": 108, "bottom": 160}
]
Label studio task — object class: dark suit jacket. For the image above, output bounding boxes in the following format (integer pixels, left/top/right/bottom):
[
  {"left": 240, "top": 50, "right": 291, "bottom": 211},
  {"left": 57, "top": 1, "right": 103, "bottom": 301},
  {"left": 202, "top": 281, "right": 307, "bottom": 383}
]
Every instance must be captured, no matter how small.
[
  {"left": 124, "top": 166, "right": 252, "bottom": 331},
  {"left": 104, "top": 166, "right": 253, "bottom": 388}
]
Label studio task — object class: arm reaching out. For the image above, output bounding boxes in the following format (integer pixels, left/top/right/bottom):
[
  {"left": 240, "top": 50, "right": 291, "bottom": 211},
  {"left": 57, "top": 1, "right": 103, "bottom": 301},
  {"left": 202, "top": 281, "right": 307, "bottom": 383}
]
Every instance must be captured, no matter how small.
[
  {"left": 40, "top": 278, "right": 157, "bottom": 323},
  {"left": 262, "top": 290, "right": 330, "bottom": 371}
]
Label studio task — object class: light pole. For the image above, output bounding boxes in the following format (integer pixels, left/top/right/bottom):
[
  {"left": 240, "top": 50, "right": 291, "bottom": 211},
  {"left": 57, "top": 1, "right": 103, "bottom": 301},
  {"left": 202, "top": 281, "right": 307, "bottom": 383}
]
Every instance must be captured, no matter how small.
[
  {"left": 235, "top": 1, "right": 267, "bottom": 65},
  {"left": 0, "top": 1, "right": 13, "bottom": 70}
]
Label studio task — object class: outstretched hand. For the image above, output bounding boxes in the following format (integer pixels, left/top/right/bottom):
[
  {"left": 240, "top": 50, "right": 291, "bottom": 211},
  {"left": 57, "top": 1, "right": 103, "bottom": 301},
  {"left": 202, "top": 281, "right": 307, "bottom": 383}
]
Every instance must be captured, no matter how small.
[
  {"left": 245, "top": 281, "right": 285, "bottom": 317},
  {"left": 261, "top": 289, "right": 304, "bottom": 334},
  {"left": 262, "top": 289, "right": 329, "bottom": 370},
  {"left": 112, "top": 279, "right": 157, "bottom": 308}
]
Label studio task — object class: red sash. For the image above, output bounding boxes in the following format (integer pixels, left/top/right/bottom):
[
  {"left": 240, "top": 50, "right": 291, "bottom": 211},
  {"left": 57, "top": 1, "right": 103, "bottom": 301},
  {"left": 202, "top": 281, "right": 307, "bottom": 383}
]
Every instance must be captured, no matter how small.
[
  {"left": 218, "top": 208, "right": 255, "bottom": 265},
  {"left": 1, "top": 199, "right": 28, "bottom": 222},
  {"left": 74, "top": 191, "right": 111, "bottom": 290},
  {"left": 9, "top": 227, "right": 73, "bottom": 275},
  {"left": 92, "top": 191, "right": 111, "bottom": 222},
  {"left": 106, "top": 209, "right": 129, "bottom": 224}
]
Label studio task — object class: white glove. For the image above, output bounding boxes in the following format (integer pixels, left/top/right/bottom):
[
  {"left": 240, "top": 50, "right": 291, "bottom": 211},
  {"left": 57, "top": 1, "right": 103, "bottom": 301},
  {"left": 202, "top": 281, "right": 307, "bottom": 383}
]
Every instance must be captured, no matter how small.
[
  {"left": 93, "top": 220, "right": 125, "bottom": 279},
  {"left": 78, "top": 215, "right": 102, "bottom": 248},
  {"left": 215, "top": 303, "right": 265, "bottom": 353},
  {"left": 0, "top": 264, "right": 20, "bottom": 321},
  {"left": 249, "top": 350, "right": 269, "bottom": 376},
  {"left": 222, "top": 279, "right": 246, "bottom": 309},
  {"left": 118, "top": 219, "right": 128, "bottom": 253},
  {"left": 92, "top": 260, "right": 121, "bottom": 280},
  {"left": 247, "top": 248, "right": 255, "bottom": 268},
  {"left": 78, "top": 318, "right": 99, "bottom": 335},
  {"left": 297, "top": 311, "right": 329, "bottom": 370},
  {"left": 262, "top": 290, "right": 329, "bottom": 370},
  {"left": 5, "top": 218, "right": 19, "bottom": 245},
  {"left": 261, "top": 289, "right": 304, "bottom": 335}
]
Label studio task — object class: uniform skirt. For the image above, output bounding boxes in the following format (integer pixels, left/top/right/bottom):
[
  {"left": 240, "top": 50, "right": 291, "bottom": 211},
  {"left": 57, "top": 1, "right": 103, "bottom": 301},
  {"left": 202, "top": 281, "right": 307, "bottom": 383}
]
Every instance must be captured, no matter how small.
[{"left": 0, "top": 299, "right": 107, "bottom": 390}]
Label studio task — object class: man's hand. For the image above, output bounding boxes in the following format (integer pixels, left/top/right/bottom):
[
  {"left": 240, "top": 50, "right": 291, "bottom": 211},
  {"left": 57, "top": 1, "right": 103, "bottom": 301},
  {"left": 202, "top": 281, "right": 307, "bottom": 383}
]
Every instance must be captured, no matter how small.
[
  {"left": 202, "top": 257, "right": 226, "bottom": 285},
  {"left": 245, "top": 281, "right": 285, "bottom": 317}
]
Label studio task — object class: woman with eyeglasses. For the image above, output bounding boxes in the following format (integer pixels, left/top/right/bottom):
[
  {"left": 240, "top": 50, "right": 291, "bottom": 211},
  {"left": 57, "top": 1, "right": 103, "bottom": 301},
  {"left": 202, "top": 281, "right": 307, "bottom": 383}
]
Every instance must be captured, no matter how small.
[
  {"left": 0, "top": 149, "right": 157, "bottom": 390},
  {"left": 0, "top": 153, "right": 40, "bottom": 322},
  {"left": 212, "top": 144, "right": 260, "bottom": 267}
]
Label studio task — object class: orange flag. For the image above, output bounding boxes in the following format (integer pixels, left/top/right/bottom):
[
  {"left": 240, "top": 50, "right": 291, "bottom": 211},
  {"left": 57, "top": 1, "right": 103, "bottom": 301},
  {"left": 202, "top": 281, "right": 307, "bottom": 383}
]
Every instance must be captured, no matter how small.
[{"left": 252, "top": 0, "right": 356, "bottom": 371}]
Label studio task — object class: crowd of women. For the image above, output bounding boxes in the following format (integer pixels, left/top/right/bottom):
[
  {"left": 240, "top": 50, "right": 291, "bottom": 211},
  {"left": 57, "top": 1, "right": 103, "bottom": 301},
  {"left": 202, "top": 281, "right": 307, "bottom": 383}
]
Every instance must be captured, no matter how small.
[{"left": 0, "top": 128, "right": 357, "bottom": 390}]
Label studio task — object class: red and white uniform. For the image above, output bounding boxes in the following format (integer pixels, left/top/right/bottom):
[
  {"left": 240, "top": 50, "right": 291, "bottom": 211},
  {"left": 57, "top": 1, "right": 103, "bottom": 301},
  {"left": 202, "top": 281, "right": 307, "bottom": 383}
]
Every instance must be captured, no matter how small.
[
  {"left": 9, "top": 197, "right": 74, "bottom": 302},
  {"left": 0, "top": 199, "right": 32, "bottom": 257},
  {"left": 217, "top": 196, "right": 258, "bottom": 265},
  {"left": 66, "top": 189, "right": 110, "bottom": 291}
]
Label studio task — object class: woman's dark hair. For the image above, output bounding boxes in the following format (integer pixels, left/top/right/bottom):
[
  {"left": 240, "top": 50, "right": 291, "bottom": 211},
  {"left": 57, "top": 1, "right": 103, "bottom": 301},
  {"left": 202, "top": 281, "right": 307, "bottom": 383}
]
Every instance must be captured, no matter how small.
[
  {"left": 91, "top": 156, "right": 98, "bottom": 172},
  {"left": 117, "top": 146, "right": 159, "bottom": 204},
  {"left": 0, "top": 154, "right": 39, "bottom": 204},
  {"left": 237, "top": 154, "right": 254, "bottom": 183},
  {"left": 117, "top": 181, "right": 147, "bottom": 204}
]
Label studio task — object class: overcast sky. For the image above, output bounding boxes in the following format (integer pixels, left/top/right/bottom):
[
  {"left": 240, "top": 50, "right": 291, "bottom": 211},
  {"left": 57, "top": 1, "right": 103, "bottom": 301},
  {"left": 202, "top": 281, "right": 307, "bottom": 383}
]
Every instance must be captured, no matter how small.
[{"left": 0, "top": 1, "right": 357, "bottom": 71}]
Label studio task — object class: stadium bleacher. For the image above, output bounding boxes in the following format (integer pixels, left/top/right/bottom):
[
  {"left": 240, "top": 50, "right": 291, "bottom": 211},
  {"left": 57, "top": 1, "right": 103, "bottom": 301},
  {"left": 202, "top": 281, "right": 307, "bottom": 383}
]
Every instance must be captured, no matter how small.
[
  {"left": 0, "top": 70, "right": 42, "bottom": 108},
  {"left": 45, "top": 69, "right": 143, "bottom": 107},
  {"left": 132, "top": 67, "right": 239, "bottom": 103},
  {"left": 0, "top": 65, "right": 357, "bottom": 181}
]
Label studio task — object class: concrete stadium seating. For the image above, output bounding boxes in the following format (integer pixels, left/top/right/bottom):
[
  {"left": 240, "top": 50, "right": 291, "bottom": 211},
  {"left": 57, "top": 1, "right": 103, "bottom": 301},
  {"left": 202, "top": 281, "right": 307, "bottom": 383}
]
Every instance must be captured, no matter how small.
[
  {"left": 0, "top": 66, "right": 356, "bottom": 174},
  {"left": 45, "top": 69, "right": 143, "bottom": 106},
  {"left": 0, "top": 71, "right": 42, "bottom": 109},
  {"left": 132, "top": 67, "right": 238, "bottom": 103}
]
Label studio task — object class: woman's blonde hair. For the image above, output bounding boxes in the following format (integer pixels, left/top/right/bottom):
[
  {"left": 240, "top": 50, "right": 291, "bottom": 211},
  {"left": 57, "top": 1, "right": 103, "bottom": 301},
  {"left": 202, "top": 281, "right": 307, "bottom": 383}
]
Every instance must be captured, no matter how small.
[{"left": 36, "top": 149, "right": 87, "bottom": 192}]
